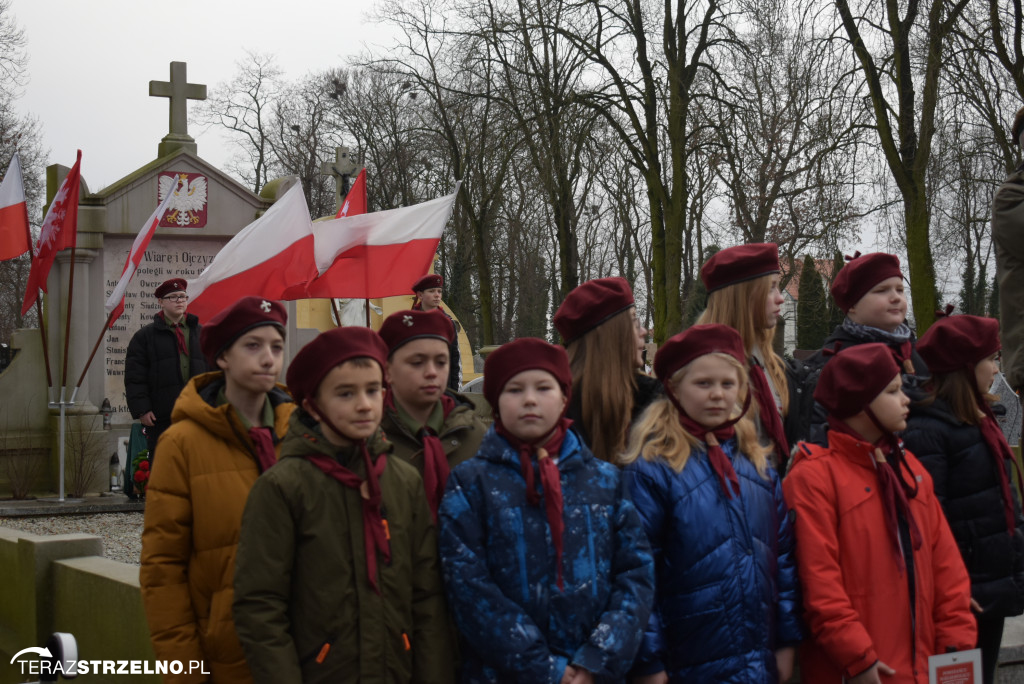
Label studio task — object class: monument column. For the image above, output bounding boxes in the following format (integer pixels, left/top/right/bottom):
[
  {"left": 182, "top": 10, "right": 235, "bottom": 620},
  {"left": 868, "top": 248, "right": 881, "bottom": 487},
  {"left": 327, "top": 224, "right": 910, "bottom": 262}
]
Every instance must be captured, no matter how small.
[{"left": 55, "top": 249, "right": 99, "bottom": 412}]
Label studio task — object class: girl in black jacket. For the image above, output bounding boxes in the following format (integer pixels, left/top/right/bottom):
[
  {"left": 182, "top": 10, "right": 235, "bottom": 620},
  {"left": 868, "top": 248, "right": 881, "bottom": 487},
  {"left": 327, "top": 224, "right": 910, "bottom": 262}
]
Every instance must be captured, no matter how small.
[{"left": 903, "top": 313, "right": 1024, "bottom": 684}]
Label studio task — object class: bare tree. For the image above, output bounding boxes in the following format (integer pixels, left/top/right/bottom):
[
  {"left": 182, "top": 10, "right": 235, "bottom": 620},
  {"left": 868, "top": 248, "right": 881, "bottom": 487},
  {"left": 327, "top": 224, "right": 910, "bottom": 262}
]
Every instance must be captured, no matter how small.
[
  {"left": 197, "top": 50, "right": 283, "bottom": 194},
  {"left": 832, "top": 0, "right": 971, "bottom": 333}
]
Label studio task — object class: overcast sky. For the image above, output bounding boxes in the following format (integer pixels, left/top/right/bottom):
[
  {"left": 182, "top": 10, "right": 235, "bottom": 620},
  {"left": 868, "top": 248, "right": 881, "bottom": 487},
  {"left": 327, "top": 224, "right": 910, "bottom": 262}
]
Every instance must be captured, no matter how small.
[{"left": 10, "top": 0, "right": 394, "bottom": 191}]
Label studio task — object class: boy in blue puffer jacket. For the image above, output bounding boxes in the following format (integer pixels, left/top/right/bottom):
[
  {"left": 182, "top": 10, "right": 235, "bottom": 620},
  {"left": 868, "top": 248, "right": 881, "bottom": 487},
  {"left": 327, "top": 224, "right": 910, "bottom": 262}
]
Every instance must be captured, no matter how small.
[
  {"left": 439, "top": 338, "right": 655, "bottom": 683},
  {"left": 622, "top": 325, "right": 802, "bottom": 683}
]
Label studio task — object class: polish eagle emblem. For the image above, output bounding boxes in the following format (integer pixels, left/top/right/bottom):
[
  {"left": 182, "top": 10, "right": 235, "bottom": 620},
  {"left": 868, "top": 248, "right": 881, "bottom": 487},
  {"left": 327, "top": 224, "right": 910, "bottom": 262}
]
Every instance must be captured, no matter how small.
[{"left": 158, "top": 173, "right": 208, "bottom": 227}]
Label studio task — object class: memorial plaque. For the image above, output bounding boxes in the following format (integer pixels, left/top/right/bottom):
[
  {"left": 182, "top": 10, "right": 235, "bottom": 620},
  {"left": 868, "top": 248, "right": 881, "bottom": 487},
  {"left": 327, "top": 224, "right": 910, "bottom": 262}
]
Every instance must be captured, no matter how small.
[{"left": 102, "top": 236, "right": 224, "bottom": 423}]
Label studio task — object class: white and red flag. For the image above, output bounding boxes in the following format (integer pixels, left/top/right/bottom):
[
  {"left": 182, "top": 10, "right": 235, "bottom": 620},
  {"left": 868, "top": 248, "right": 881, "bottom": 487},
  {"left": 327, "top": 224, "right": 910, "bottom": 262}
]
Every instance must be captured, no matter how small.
[
  {"left": 21, "top": 150, "right": 82, "bottom": 316},
  {"left": 104, "top": 177, "right": 181, "bottom": 325},
  {"left": 0, "top": 152, "right": 30, "bottom": 261},
  {"left": 335, "top": 168, "right": 367, "bottom": 217},
  {"left": 305, "top": 182, "right": 460, "bottom": 299},
  {"left": 186, "top": 181, "right": 316, "bottom": 321}
]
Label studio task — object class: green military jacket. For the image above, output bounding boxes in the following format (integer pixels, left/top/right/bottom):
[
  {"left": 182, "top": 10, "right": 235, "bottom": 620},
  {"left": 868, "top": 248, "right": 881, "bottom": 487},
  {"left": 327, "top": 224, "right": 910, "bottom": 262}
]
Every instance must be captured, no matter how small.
[
  {"left": 232, "top": 410, "right": 455, "bottom": 684},
  {"left": 381, "top": 390, "right": 487, "bottom": 475}
]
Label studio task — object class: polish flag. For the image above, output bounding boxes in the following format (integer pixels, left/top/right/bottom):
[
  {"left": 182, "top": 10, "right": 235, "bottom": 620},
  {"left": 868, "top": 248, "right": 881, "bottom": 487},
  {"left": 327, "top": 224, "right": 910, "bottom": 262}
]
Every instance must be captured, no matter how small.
[
  {"left": 21, "top": 151, "right": 82, "bottom": 316},
  {"left": 104, "top": 177, "right": 181, "bottom": 325},
  {"left": 186, "top": 181, "right": 317, "bottom": 321},
  {"left": 0, "top": 152, "right": 30, "bottom": 261},
  {"left": 336, "top": 168, "right": 367, "bottom": 217},
  {"left": 305, "top": 182, "right": 460, "bottom": 300}
]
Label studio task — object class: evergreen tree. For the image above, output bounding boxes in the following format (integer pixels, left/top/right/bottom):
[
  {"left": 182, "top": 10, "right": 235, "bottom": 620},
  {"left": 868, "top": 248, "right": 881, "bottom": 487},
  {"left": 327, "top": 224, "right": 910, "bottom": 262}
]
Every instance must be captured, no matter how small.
[
  {"left": 797, "top": 255, "right": 830, "bottom": 350},
  {"left": 826, "top": 251, "right": 846, "bottom": 332}
]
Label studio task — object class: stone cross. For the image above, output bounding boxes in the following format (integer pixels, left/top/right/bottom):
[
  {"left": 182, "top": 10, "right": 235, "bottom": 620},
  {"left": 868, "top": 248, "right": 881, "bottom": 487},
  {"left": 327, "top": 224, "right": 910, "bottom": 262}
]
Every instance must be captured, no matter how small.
[
  {"left": 320, "top": 146, "right": 359, "bottom": 213},
  {"left": 150, "top": 61, "right": 207, "bottom": 157}
]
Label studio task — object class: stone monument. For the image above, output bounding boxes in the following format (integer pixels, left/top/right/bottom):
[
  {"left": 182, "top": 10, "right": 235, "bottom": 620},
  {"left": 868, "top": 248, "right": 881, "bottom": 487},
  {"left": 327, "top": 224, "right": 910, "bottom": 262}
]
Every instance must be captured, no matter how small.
[{"left": 0, "top": 61, "right": 273, "bottom": 496}]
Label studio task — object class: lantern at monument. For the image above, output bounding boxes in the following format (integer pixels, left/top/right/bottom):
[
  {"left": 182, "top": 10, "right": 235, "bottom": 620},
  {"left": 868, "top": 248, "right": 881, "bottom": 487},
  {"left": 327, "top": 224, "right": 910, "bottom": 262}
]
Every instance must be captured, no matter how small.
[
  {"left": 101, "top": 398, "right": 112, "bottom": 430},
  {"left": 109, "top": 453, "right": 122, "bottom": 493}
]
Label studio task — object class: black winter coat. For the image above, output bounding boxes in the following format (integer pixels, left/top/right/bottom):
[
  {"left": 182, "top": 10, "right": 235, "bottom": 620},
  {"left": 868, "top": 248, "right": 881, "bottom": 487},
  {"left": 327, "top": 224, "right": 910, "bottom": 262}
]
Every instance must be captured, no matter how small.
[
  {"left": 785, "top": 324, "right": 929, "bottom": 447},
  {"left": 903, "top": 398, "right": 1024, "bottom": 617},
  {"left": 124, "top": 313, "right": 208, "bottom": 423}
]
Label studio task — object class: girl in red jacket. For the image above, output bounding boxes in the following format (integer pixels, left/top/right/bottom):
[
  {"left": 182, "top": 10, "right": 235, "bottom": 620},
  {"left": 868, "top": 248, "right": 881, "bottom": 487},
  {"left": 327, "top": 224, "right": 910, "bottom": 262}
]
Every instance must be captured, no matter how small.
[{"left": 783, "top": 343, "right": 976, "bottom": 684}]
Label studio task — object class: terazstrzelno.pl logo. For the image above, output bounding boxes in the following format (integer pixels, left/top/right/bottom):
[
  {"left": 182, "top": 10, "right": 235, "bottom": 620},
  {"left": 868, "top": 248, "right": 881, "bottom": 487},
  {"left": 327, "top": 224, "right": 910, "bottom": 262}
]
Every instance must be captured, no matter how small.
[{"left": 10, "top": 633, "right": 209, "bottom": 678}]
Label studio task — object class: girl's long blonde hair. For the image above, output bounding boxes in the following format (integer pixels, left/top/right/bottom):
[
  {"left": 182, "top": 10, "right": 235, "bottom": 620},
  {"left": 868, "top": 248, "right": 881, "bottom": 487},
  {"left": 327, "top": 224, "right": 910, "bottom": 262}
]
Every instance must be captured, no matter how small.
[
  {"left": 620, "top": 353, "right": 770, "bottom": 476},
  {"left": 566, "top": 307, "right": 639, "bottom": 463},
  {"left": 697, "top": 275, "right": 789, "bottom": 415}
]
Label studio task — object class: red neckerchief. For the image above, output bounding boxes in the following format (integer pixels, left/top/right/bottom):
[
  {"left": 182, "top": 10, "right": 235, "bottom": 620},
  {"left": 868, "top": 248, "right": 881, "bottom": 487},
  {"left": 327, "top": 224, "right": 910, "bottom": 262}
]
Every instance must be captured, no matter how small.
[
  {"left": 668, "top": 391, "right": 752, "bottom": 500},
  {"left": 385, "top": 392, "right": 456, "bottom": 522},
  {"left": 304, "top": 402, "right": 391, "bottom": 595},
  {"left": 161, "top": 312, "right": 188, "bottom": 355},
  {"left": 247, "top": 427, "right": 278, "bottom": 473},
  {"left": 748, "top": 359, "right": 790, "bottom": 470},
  {"left": 976, "top": 389, "right": 1024, "bottom": 536},
  {"left": 495, "top": 416, "right": 572, "bottom": 591},
  {"left": 827, "top": 416, "right": 923, "bottom": 572}
]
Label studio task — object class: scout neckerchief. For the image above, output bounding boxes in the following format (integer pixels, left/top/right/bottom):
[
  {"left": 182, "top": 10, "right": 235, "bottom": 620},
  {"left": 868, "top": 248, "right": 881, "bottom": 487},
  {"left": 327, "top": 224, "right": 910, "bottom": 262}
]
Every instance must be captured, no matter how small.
[
  {"left": 494, "top": 416, "right": 572, "bottom": 591},
  {"left": 303, "top": 402, "right": 391, "bottom": 595},
  {"left": 386, "top": 391, "right": 456, "bottom": 521}
]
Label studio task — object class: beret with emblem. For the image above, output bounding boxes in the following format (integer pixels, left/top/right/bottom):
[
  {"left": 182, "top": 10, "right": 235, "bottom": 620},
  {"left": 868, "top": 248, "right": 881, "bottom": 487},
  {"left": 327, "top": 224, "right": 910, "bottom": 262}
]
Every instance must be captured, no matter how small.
[
  {"left": 814, "top": 343, "right": 901, "bottom": 418},
  {"left": 554, "top": 277, "right": 635, "bottom": 344},
  {"left": 379, "top": 309, "right": 455, "bottom": 354},
  {"left": 154, "top": 278, "right": 187, "bottom": 299},
  {"left": 917, "top": 314, "right": 1001, "bottom": 374},
  {"left": 287, "top": 326, "right": 389, "bottom": 404},
  {"left": 412, "top": 274, "right": 443, "bottom": 292},
  {"left": 483, "top": 338, "right": 572, "bottom": 413},
  {"left": 654, "top": 324, "right": 746, "bottom": 384},
  {"left": 830, "top": 252, "right": 904, "bottom": 313},
  {"left": 700, "top": 243, "right": 780, "bottom": 294},
  {"left": 199, "top": 296, "right": 287, "bottom": 365}
]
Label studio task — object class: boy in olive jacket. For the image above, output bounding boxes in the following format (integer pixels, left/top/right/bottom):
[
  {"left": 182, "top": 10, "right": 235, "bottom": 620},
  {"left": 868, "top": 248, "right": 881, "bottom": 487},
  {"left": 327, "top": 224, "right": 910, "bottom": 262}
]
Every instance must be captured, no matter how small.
[{"left": 233, "top": 327, "right": 454, "bottom": 684}]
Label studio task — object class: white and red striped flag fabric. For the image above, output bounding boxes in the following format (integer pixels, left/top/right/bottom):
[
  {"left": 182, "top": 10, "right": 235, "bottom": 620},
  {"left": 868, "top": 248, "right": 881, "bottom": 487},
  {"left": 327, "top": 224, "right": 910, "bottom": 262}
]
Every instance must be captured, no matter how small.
[
  {"left": 21, "top": 150, "right": 82, "bottom": 316},
  {"left": 305, "top": 182, "right": 460, "bottom": 300},
  {"left": 104, "top": 177, "right": 181, "bottom": 325},
  {"left": 336, "top": 168, "right": 367, "bottom": 217},
  {"left": 186, "top": 181, "right": 316, "bottom": 321},
  {"left": 0, "top": 152, "right": 30, "bottom": 261}
]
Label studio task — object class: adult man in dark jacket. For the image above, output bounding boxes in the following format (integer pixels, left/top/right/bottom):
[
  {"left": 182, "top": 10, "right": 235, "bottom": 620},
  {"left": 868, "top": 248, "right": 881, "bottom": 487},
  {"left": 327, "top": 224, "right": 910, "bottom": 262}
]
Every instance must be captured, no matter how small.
[
  {"left": 994, "top": 106, "right": 1024, "bottom": 394},
  {"left": 124, "top": 278, "right": 208, "bottom": 457}
]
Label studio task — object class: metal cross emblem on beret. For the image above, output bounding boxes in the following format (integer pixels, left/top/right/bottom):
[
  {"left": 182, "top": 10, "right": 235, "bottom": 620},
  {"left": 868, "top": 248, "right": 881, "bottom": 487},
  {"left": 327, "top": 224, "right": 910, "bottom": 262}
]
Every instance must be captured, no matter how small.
[
  {"left": 402, "top": 315, "right": 414, "bottom": 326},
  {"left": 260, "top": 300, "right": 272, "bottom": 313}
]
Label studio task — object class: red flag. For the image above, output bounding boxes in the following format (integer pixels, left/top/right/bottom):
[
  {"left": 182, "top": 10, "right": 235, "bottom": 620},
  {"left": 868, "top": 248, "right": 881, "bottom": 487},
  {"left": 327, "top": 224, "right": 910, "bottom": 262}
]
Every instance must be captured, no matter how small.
[
  {"left": 21, "top": 151, "right": 82, "bottom": 316},
  {"left": 0, "top": 152, "right": 30, "bottom": 260},
  {"left": 105, "top": 177, "right": 180, "bottom": 326},
  {"left": 304, "top": 184, "right": 459, "bottom": 299},
  {"left": 335, "top": 168, "right": 367, "bottom": 217},
  {"left": 186, "top": 182, "right": 317, "bottom": 321}
]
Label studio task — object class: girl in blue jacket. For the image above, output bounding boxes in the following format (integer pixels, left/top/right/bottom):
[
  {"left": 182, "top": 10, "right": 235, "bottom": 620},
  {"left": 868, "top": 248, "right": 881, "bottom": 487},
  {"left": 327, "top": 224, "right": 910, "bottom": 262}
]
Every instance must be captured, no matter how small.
[
  {"left": 621, "top": 324, "right": 802, "bottom": 683},
  {"left": 439, "top": 338, "right": 655, "bottom": 683}
]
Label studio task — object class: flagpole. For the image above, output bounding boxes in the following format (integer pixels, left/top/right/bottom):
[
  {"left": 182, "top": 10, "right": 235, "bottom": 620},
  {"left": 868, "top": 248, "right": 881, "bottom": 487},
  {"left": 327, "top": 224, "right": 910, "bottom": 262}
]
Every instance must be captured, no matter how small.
[
  {"left": 60, "top": 240, "right": 77, "bottom": 392},
  {"left": 330, "top": 298, "right": 342, "bottom": 327},
  {"left": 20, "top": 199, "right": 53, "bottom": 391}
]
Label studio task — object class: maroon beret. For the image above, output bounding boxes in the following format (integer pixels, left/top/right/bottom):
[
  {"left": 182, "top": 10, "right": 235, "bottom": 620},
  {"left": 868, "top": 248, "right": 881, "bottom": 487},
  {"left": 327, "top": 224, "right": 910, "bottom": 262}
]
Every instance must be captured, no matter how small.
[
  {"left": 286, "top": 327, "right": 389, "bottom": 404},
  {"left": 700, "top": 243, "right": 780, "bottom": 294},
  {"left": 379, "top": 309, "right": 455, "bottom": 353},
  {"left": 653, "top": 324, "right": 747, "bottom": 384},
  {"left": 155, "top": 278, "right": 187, "bottom": 298},
  {"left": 200, "top": 296, "right": 287, "bottom": 365},
  {"left": 830, "top": 252, "right": 903, "bottom": 313},
  {"left": 483, "top": 338, "right": 572, "bottom": 413},
  {"left": 412, "top": 274, "right": 443, "bottom": 292},
  {"left": 814, "top": 343, "right": 901, "bottom": 419},
  {"left": 918, "top": 314, "right": 1001, "bottom": 374},
  {"left": 553, "top": 277, "right": 635, "bottom": 344}
]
